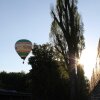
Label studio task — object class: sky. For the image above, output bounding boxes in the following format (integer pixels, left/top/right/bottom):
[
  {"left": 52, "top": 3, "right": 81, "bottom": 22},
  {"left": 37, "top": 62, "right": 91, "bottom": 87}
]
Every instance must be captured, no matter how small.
[
  {"left": 78, "top": 0, "right": 100, "bottom": 79},
  {"left": 0, "top": 0, "right": 100, "bottom": 79}
]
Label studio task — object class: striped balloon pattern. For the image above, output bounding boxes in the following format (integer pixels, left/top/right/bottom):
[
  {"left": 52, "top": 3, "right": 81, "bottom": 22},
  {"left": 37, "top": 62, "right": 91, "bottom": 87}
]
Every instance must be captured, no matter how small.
[{"left": 15, "top": 39, "right": 32, "bottom": 60}]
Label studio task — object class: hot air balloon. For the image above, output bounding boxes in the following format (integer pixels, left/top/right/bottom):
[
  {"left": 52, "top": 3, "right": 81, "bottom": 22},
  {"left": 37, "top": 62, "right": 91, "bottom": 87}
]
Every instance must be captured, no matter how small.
[{"left": 15, "top": 39, "right": 32, "bottom": 63}]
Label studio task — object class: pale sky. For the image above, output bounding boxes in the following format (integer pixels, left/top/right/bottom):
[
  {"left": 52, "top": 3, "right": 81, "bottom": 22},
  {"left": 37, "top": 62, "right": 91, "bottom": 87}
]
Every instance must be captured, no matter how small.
[
  {"left": 78, "top": 0, "right": 100, "bottom": 79},
  {"left": 0, "top": 0, "right": 100, "bottom": 79}
]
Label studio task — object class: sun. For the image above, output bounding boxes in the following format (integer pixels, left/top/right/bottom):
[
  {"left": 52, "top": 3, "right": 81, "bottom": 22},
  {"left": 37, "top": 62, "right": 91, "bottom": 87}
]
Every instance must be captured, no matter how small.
[{"left": 78, "top": 49, "right": 97, "bottom": 80}]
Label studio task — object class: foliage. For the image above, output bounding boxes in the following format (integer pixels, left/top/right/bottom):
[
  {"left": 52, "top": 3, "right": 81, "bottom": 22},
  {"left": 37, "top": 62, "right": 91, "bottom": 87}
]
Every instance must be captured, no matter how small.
[
  {"left": 29, "top": 43, "right": 70, "bottom": 100},
  {"left": 76, "top": 64, "right": 90, "bottom": 100},
  {"left": 50, "top": 0, "right": 85, "bottom": 61},
  {"left": 0, "top": 71, "right": 32, "bottom": 92},
  {"left": 0, "top": 44, "right": 89, "bottom": 100},
  {"left": 50, "top": 0, "right": 85, "bottom": 100}
]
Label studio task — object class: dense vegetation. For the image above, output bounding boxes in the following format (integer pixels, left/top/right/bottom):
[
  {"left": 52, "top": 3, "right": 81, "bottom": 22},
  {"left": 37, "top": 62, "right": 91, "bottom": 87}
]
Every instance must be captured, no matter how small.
[
  {"left": 29, "top": 43, "right": 89, "bottom": 100},
  {"left": 50, "top": 0, "right": 86, "bottom": 100},
  {"left": 0, "top": 43, "right": 90, "bottom": 100},
  {"left": 0, "top": 71, "right": 32, "bottom": 93}
]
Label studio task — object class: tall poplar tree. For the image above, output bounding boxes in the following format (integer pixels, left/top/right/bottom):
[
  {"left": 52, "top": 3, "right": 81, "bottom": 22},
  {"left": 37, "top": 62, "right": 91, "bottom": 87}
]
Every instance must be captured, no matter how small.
[{"left": 50, "top": 0, "right": 85, "bottom": 100}]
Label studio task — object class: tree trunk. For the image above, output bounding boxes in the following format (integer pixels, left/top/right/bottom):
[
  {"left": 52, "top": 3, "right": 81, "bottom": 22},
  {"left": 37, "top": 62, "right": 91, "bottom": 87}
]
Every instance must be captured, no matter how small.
[{"left": 68, "top": 51, "right": 77, "bottom": 100}]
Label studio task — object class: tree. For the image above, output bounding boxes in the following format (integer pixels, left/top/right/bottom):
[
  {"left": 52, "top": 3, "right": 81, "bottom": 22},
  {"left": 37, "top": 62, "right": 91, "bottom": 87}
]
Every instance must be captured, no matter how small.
[
  {"left": 50, "top": 0, "right": 85, "bottom": 100},
  {"left": 77, "top": 64, "right": 90, "bottom": 100},
  {"left": 29, "top": 43, "right": 70, "bottom": 100},
  {"left": 0, "top": 71, "right": 32, "bottom": 92}
]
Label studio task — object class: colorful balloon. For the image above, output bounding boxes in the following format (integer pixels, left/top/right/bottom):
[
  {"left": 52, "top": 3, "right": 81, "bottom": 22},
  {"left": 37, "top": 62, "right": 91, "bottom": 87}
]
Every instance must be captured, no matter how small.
[{"left": 15, "top": 39, "right": 32, "bottom": 62}]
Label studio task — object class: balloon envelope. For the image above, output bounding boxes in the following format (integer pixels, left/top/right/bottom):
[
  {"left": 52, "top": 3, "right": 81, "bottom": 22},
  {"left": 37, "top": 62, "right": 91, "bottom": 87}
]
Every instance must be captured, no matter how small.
[{"left": 15, "top": 39, "right": 32, "bottom": 60}]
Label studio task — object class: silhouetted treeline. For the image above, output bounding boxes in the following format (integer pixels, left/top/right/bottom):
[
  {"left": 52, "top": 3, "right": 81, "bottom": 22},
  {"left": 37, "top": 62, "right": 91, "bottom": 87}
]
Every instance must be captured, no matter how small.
[
  {"left": 0, "top": 44, "right": 90, "bottom": 100},
  {"left": 29, "top": 43, "right": 90, "bottom": 100},
  {"left": 0, "top": 71, "right": 32, "bottom": 93},
  {"left": 29, "top": 43, "right": 70, "bottom": 100}
]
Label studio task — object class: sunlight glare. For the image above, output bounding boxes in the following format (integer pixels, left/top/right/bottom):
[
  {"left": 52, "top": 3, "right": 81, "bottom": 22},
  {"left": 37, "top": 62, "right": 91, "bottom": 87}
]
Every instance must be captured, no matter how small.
[{"left": 79, "top": 48, "right": 97, "bottom": 80}]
